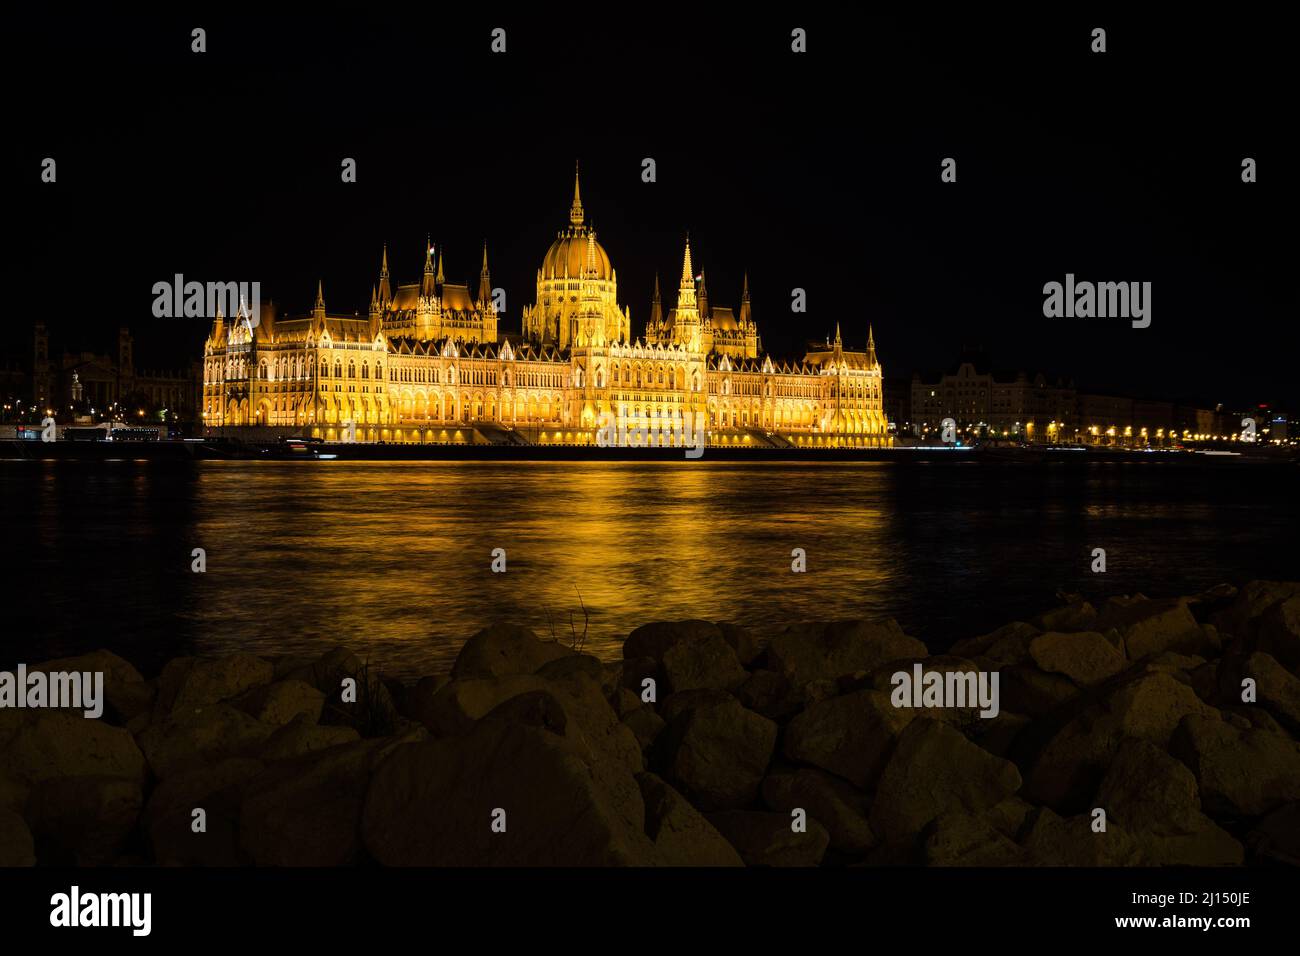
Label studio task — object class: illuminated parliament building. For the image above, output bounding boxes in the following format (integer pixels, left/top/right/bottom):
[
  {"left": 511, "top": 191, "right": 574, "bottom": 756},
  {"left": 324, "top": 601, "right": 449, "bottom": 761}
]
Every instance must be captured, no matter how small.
[{"left": 201, "top": 169, "right": 890, "bottom": 447}]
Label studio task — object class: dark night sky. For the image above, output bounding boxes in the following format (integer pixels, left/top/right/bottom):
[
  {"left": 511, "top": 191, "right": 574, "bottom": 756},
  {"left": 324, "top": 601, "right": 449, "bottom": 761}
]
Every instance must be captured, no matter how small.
[{"left": 11, "top": 8, "right": 1297, "bottom": 409}]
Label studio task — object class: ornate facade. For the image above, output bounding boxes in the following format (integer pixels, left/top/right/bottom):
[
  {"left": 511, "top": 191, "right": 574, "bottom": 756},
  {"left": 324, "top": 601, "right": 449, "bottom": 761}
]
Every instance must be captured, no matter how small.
[{"left": 202, "top": 169, "right": 890, "bottom": 447}]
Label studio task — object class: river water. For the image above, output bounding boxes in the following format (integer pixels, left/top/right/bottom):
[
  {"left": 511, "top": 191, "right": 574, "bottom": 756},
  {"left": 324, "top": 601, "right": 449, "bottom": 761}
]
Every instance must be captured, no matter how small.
[{"left": 3, "top": 459, "right": 1296, "bottom": 678}]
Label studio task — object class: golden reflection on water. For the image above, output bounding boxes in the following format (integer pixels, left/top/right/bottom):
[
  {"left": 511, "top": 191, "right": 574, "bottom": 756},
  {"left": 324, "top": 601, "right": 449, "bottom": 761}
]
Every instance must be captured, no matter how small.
[
  {"left": 8, "top": 458, "right": 1297, "bottom": 678},
  {"left": 184, "top": 461, "right": 900, "bottom": 675}
]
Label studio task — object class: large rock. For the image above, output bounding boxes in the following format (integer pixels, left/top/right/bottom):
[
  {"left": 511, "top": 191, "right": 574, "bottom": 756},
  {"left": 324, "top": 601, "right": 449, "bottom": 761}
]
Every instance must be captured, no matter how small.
[
  {"left": 1029, "top": 631, "right": 1126, "bottom": 686},
  {"left": 538, "top": 670, "right": 644, "bottom": 773},
  {"left": 734, "top": 670, "right": 795, "bottom": 720},
  {"left": 869, "top": 719, "right": 1021, "bottom": 844},
  {"left": 24, "top": 775, "right": 143, "bottom": 865},
  {"left": 623, "top": 621, "right": 747, "bottom": 694},
  {"left": 1026, "top": 672, "right": 1217, "bottom": 811},
  {"left": 136, "top": 704, "right": 275, "bottom": 779},
  {"left": 986, "top": 796, "right": 1035, "bottom": 840},
  {"left": 922, "top": 810, "right": 1029, "bottom": 866},
  {"left": 661, "top": 632, "right": 747, "bottom": 694},
  {"left": 1257, "top": 596, "right": 1300, "bottom": 673},
  {"left": 1096, "top": 739, "right": 1243, "bottom": 865},
  {"left": 362, "top": 718, "right": 656, "bottom": 865},
  {"left": 863, "top": 655, "right": 991, "bottom": 728},
  {"left": 1214, "top": 580, "right": 1300, "bottom": 642},
  {"left": 637, "top": 772, "right": 744, "bottom": 866},
  {"left": 234, "top": 679, "right": 325, "bottom": 727},
  {"left": 1241, "top": 652, "right": 1300, "bottom": 733},
  {"left": 1170, "top": 714, "right": 1300, "bottom": 817},
  {"left": 1098, "top": 598, "right": 1210, "bottom": 660},
  {"left": 241, "top": 730, "right": 422, "bottom": 866},
  {"left": 966, "top": 710, "right": 1032, "bottom": 759},
  {"left": 658, "top": 690, "right": 777, "bottom": 810},
  {"left": 764, "top": 620, "right": 927, "bottom": 691},
  {"left": 705, "top": 810, "right": 829, "bottom": 866},
  {"left": 534, "top": 654, "right": 604, "bottom": 684},
  {"left": 998, "top": 663, "right": 1082, "bottom": 718},
  {"left": 0, "top": 710, "right": 145, "bottom": 787},
  {"left": 783, "top": 689, "right": 913, "bottom": 789},
  {"left": 145, "top": 757, "right": 264, "bottom": 865},
  {"left": 427, "top": 670, "right": 642, "bottom": 773},
  {"left": 1097, "top": 739, "right": 1204, "bottom": 834},
  {"left": 1138, "top": 651, "right": 1208, "bottom": 680},
  {"left": 422, "top": 674, "right": 548, "bottom": 736},
  {"left": 1247, "top": 801, "right": 1300, "bottom": 865},
  {"left": 1019, "top": 807, "right": 1144, "bottom": 866},
  {"left": 718, "top": 622, "right": 766, "bottom": 667},
  {"left": 950, "top": 621, "right": 1039, "bottom": 667},
  {"left": 761, "top": 766, "right": 875, "bottom": 853},
  {"left": 621, "top": 706, "right": 666, "bottom": 751},
  {"left": 0, "top": 775, "right": 25, "bottom": 816},
  {"left": 625, "top": 620, "right": 719, "bottom": 661},
  {"left": 0, "top": 808, "right": 35, "bottom": 866},
  {"left": 451, "top": 623, "right": 573, "bottom": 680},
  {"left": 1033, "top": 601, "right": 1099, "bottom": 633},
  {"left": 28, "top": 649, "right": 151, "bottom": 722},
  {"left": 154, "top": 654, "right": 273, "bottom": 719},
  {"left": 258, "top": 715, "right": 360, "bottom": 761},
  {"left": 401, "top": 674, "right": 451, "bottom": 730}
]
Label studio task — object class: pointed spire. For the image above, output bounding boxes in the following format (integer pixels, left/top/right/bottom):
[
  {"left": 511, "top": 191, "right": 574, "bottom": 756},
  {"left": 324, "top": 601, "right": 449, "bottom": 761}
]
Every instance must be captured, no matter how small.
[
  {"left": 421, "top": 237, "right": 436, "bottom": 298},
  {"left": 835, "top": 321, "right": 842, "bottom": 346},
  {"left": 435, "top": 243, "right": 445, "bottom": 285},
  {"left": 676, "top": 235, "right": 697, "bottom": 314},
  {"left": 368, "top": 285, "right": 382, "bottom": 336},
  {"left": 649, "top": 274, "right": 663, "bottom": 329},
  {"left": 865, "top": 323, "right": 878, "bottom": 366},
  {"left": 312, "top": 280, "right": 326, "bottom": 332},
  {"left": 378, "top": 244, "right": 391, "bottom": 306},
  {"left": 739, "top": 272, "right": 752, "bottom": 326},
  {"left": 478, "top": 241, "right": 492, "bottom": 308},
  {"left": 697, "top": 270, "right": 710, "bottom": 318},
  {"left": 570, "top": 160, "right": 584, "bottom": 227}
]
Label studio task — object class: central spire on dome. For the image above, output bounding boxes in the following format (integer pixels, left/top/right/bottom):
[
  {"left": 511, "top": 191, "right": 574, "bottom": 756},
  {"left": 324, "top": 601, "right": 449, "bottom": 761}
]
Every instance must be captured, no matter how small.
[{"left": 570, "top": 160, "right": 584, "bottom": 228}]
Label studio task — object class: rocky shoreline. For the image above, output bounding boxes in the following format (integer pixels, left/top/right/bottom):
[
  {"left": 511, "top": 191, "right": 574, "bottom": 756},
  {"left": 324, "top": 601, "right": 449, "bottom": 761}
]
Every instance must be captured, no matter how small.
[{"left": 3, "top": 581, "right": 1299, "bottom": 867}]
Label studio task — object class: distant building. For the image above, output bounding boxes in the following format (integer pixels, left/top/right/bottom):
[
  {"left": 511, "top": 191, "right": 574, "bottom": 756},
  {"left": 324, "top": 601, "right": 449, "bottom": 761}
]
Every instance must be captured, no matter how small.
[
  {"left": 911, "top": 352, "right": 1074, "bottom": 440},
  {"left": 30, "top": 324, "right": 199, "bottom": 421}
]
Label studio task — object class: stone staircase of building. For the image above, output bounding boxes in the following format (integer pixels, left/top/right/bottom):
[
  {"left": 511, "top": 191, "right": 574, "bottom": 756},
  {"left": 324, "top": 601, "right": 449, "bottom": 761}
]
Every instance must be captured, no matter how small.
[
  {"left": 736, "top": 428, "right": 789, "bottom": 448},
  {"left": 473, "top": 423, "right": 532, "bottom": 445}
]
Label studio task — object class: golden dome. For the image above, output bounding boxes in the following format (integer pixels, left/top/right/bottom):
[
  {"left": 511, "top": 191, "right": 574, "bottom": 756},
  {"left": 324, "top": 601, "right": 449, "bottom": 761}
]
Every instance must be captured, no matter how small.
[{"left": 541, "top": 228, "right": 613, "bottom": 281}]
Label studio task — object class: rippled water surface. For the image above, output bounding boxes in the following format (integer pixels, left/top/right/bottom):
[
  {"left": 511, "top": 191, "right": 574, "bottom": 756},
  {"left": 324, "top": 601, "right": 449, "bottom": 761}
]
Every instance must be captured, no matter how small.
[{"left": 3, "top": 459, "right": 1297, "bottom": 678}]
